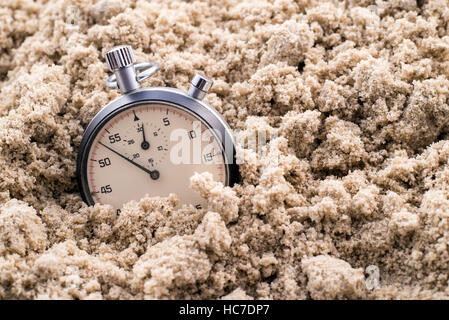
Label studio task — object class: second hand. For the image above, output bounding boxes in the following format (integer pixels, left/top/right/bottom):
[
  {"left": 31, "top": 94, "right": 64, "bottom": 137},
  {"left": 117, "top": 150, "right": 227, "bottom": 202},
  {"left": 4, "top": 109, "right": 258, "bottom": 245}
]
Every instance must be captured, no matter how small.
[{"left": 98, "top": 141, "right": 159, "bottom": 180}]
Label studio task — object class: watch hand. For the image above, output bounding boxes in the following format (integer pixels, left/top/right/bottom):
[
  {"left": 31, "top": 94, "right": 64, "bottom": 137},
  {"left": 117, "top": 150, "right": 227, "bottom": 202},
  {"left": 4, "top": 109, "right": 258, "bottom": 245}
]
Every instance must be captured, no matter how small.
[
  {"left": 140, "top": 123, "right": 149, "bottom": 150},
  {"left": 98, "top": 141, "right": 159, "bottom": 180}
]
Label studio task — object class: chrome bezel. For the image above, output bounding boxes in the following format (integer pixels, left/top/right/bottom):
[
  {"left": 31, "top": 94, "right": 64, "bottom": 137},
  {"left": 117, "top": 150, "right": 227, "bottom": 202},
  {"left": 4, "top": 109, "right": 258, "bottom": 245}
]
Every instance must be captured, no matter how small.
[{"left": 76, "top": 87, "right": 239, "bottom": 206}]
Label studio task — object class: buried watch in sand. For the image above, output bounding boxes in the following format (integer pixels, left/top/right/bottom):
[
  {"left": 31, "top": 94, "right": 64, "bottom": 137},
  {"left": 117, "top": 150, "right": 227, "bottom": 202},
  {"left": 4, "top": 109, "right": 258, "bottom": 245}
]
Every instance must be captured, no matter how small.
[{"left": 76, "top": 45, "right": 239, "bottom": 213}]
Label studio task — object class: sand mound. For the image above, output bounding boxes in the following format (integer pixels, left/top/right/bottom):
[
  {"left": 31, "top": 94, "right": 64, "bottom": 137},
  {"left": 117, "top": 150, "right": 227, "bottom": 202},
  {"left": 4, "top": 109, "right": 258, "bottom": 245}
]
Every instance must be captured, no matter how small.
[{"left": 1, "top": 0, "right": 449, "bottom": 299}]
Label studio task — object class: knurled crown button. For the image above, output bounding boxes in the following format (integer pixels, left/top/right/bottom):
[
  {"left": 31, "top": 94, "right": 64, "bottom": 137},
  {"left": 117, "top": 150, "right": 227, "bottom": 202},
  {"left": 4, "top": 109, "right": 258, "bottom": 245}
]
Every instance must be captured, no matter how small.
[{"left": 105, "top": 45, "right": 136, "bottom": 71}]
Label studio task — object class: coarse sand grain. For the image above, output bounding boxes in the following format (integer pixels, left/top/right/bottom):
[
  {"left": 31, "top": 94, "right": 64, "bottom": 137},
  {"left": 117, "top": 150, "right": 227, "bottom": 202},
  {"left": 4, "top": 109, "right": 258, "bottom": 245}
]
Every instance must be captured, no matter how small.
[{"left": 1, "top": 0, "right": 449, "bottom": 299}]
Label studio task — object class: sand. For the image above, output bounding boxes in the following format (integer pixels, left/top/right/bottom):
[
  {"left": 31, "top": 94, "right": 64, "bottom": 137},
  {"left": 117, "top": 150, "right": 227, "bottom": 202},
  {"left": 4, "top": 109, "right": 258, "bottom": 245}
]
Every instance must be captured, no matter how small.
[{"left": 0, "top": 0, "right": 449, "bottom": 299}]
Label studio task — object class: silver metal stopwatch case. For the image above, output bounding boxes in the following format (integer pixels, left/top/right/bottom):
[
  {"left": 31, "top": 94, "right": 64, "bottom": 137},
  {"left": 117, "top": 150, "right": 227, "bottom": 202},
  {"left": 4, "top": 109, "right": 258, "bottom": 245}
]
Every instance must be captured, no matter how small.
[{"left": 77, "top": 45, "right": 239, "bottom": 211}]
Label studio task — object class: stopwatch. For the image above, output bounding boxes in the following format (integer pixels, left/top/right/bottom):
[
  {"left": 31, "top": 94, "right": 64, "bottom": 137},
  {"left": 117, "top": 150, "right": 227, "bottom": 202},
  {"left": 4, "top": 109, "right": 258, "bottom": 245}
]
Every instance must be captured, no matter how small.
[{"left": 76, "top": 45, "right": 239, "bottom": 213}]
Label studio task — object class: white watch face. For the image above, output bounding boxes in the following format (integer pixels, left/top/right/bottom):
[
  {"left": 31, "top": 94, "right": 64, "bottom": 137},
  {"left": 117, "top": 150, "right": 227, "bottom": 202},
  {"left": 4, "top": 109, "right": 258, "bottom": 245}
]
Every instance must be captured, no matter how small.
[{"left": 85, "top": 102, "right": 228, "bottom": 212}]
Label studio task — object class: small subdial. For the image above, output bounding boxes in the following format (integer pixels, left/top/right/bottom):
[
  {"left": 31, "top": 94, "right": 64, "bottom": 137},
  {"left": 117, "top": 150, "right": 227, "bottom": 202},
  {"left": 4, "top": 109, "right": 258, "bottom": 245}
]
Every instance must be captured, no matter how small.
[{"left": 122, "top": 120, "right": 169, "bottom": 168}]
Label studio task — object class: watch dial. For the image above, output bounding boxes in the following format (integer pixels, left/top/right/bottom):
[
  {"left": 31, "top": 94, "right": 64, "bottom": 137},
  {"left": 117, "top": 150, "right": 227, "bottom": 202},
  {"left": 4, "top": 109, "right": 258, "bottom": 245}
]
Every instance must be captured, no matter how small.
[{"left": 85, "top": 103, "right": 228, "bottom": 212}]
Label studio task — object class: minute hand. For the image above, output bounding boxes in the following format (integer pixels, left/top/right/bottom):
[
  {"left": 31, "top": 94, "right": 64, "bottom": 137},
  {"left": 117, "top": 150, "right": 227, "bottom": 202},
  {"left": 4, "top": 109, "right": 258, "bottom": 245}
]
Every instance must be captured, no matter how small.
[{"left": 98, "top": 141, "right": 158, "bottom": 179}]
